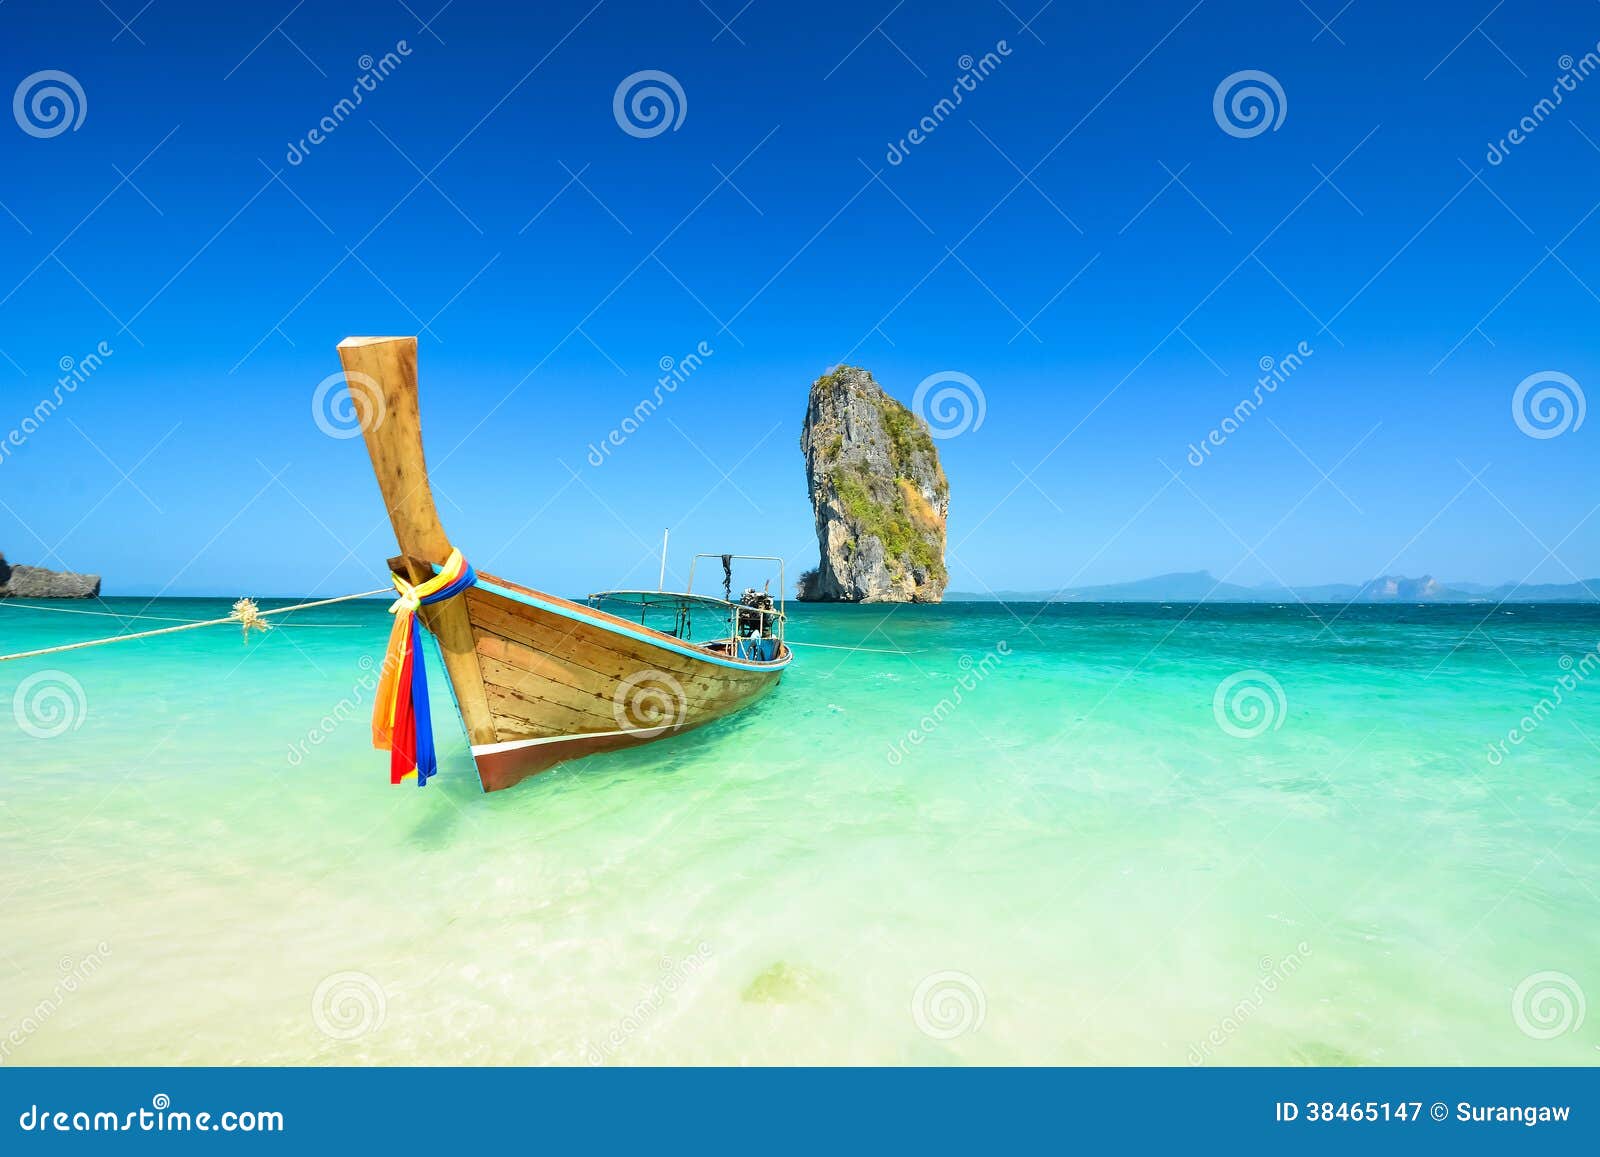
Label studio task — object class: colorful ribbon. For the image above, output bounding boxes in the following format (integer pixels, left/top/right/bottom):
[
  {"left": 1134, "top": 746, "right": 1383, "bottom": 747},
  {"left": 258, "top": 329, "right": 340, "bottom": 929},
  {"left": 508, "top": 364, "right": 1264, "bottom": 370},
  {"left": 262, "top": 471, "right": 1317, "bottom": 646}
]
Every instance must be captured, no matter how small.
[{"left": 371, "top": 549, "right": 476, "bottom": 787}]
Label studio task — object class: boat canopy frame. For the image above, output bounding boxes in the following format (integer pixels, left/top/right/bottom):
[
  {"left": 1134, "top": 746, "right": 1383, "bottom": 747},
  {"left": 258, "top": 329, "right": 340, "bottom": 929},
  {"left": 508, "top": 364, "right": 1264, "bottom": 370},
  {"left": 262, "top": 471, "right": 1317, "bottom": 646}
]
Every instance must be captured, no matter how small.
[{"left": 588, "top": 553, "right": 787, "bottom": 656}]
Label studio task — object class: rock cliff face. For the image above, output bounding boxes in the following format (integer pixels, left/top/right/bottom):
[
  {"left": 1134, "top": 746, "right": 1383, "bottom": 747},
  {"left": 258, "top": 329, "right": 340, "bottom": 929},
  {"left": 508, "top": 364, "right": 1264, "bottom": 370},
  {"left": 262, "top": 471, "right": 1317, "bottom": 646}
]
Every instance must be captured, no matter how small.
[
  {"left": 798, "top": 366, "right": 949, "bottom": 603},
  {"left": 0, "top": 554, "right": 101, "bottom": 598}
]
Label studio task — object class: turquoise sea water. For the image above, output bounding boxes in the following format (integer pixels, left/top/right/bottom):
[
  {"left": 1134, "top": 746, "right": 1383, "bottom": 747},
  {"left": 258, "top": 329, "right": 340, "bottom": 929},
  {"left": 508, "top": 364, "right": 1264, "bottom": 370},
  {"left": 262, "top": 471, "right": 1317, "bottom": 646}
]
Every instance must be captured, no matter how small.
[{"left": 2, "top": 597, "right": 1598, "bottom": 1066}]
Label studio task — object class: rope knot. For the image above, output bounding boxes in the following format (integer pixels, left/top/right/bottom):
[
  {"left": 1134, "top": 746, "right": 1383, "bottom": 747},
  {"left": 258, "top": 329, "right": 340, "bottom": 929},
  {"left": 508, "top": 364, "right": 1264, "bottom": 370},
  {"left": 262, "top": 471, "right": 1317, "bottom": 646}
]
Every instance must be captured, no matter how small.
[
  {"left": 388, "top": 577, "right": 421, "bottom": 616},
  {"left": 230, "top": 597, "right": 272, "bottom": 642},
  {"left": 386, "top": 550, "right": 472, "bottom": 618}
]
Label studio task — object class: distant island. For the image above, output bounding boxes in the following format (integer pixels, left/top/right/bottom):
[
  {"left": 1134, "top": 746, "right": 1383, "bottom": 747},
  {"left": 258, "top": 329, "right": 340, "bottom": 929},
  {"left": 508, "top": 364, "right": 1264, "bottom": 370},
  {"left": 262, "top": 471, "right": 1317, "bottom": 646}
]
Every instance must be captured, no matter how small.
[
  {"left": 946, "top": 571, "right": 1600, "bottom": 604},
  {"left": 0, "top": 553, "right": 101, "bottom": 599}
]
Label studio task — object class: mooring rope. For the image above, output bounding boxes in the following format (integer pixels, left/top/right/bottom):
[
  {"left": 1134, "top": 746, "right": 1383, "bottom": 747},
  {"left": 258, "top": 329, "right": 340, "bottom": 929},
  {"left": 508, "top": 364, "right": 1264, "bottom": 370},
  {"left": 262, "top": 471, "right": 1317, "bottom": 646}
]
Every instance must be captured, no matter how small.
[
  {"left": 0, "top": 600, "right": 360, "bottom": 630},
  {"left": 0, "top": 601, "right": 205, "bottom": 625},
  {"left": 785, "top": 640, "right": 925, "bottom": 655},
  {"left": 0, "top": 588, "right": 392, "bottom": 663}
]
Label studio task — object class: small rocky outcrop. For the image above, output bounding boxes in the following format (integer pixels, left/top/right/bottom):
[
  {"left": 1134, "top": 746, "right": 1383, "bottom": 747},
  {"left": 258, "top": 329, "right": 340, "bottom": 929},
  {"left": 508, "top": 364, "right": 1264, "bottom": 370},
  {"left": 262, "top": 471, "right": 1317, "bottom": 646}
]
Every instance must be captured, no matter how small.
[
  {"left": 0, "top": 554, "right": 101, "bottom": 598},
  {"left": 798, "top": 366, "right": 949, "bottom": 602}
]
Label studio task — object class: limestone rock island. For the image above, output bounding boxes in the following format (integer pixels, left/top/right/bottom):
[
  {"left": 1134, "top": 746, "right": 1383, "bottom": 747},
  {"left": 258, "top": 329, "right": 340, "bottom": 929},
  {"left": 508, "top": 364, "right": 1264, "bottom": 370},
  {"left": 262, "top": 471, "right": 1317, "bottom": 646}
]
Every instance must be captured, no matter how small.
[
  {"left": 0, "top": 553, "right": 101, "bottom": 598},
  {"left": 798, "top": 366, "right": 949, "bottom": 603}
]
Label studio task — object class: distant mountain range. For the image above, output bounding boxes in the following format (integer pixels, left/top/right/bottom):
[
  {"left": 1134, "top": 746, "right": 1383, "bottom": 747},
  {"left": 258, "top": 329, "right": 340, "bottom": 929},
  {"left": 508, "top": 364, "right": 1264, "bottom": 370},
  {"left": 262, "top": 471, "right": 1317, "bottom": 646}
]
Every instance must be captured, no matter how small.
[{"left": 946, "top": 571, "right": 1600, "bottom": 604}]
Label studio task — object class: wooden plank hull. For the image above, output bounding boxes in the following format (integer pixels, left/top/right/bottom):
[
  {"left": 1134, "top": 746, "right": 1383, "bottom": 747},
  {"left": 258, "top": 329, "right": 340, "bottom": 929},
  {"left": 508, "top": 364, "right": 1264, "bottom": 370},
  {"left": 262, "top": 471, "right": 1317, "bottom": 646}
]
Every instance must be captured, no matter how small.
[{"left": 461, "top": 572, "right": 788, "bottom": 792}]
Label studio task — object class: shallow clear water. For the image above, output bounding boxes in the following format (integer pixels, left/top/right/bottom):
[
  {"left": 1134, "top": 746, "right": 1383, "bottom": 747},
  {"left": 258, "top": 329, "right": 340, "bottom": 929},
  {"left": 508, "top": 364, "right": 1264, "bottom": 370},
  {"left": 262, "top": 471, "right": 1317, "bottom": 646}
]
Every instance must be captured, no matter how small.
[{"left": 3, "top": 597, "right": 1598, "bottom": 1065}]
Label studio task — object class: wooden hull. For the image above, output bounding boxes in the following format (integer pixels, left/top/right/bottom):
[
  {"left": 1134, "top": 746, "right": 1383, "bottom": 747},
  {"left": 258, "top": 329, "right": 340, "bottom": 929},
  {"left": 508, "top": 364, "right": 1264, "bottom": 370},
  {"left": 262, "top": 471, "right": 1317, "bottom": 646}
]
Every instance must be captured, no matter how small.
[
  {"left": 336, "top": 335, "right": 789, "bottom": 794},
  {"left": 460, "top": 571, "right": 788, "bottom": 791}
]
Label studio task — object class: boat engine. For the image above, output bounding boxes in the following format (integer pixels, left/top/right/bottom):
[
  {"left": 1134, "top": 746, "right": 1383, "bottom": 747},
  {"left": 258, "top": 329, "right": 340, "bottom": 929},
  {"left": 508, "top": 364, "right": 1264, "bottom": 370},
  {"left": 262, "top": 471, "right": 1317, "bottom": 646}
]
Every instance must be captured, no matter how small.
[{"left": 737, "top": 587, "right": 776, "bottom": 637}]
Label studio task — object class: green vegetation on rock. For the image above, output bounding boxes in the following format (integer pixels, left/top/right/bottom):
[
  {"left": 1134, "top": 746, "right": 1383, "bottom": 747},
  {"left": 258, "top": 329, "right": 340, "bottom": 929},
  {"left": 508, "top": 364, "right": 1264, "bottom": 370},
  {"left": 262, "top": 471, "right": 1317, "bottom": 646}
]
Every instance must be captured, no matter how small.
[{"left": 834, "top": 464, "right": 945, "bottom": 584}]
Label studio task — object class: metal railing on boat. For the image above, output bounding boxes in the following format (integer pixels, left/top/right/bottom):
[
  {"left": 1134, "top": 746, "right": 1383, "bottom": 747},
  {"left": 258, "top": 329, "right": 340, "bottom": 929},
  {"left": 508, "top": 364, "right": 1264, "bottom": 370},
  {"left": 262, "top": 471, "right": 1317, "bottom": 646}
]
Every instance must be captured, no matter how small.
[{"left": 588, "top": 553, "right": 787, "bottom": 656}]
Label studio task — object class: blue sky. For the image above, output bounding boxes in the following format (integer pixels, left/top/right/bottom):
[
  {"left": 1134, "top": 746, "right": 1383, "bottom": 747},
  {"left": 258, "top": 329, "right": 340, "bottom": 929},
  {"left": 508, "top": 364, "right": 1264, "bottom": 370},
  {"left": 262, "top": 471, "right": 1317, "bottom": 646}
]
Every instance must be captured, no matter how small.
[{"left": 0, "top": 0, "right": 1595, "bottom": 596}]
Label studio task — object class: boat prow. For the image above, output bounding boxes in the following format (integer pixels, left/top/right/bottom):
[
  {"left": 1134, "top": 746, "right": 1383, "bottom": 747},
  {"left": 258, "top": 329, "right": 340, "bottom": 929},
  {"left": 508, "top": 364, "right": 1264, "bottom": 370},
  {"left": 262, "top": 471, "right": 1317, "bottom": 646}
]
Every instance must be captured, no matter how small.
[{"left": 336, "top": 336, "right": 791, "bottom": 793}]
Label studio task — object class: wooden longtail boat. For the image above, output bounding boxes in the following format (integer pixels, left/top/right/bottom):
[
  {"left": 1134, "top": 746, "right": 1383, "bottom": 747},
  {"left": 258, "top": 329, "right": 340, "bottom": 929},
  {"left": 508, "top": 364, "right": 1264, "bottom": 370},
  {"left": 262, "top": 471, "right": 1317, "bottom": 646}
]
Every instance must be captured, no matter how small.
[{"left": 336, "top": 336, "right": 792, "bottom": 793}]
